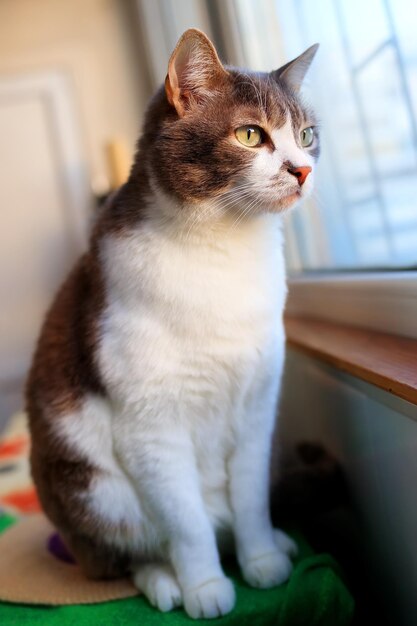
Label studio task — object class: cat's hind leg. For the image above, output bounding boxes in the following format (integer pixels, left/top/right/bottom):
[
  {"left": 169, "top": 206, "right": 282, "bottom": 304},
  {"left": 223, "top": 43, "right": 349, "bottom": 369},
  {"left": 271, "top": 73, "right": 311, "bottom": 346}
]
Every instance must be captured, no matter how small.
[
  {"left": 64, "top": 531, "right": 130, "bottom": 580},
  {"left": 133, "top": 563, "right": 182, "bottom": 613},
  {"left": 273, "top": 528, "right": 298, "bottom": 557}
]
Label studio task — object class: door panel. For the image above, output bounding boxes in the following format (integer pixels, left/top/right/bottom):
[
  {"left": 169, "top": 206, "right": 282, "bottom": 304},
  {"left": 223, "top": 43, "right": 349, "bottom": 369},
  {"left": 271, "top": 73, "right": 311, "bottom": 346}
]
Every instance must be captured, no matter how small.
[{"left": 0, "top": 71, "right": 91, "bottom": 426}]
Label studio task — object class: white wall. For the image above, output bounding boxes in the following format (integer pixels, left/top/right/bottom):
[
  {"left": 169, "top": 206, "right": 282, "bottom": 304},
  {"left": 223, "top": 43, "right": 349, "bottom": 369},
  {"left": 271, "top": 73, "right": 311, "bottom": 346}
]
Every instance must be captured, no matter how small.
[
  {"left": 279, "top": 348, "right": 417, "bottom": 626},
  {"left": 0, "top": 0, "right": 153, "bottom": 426},
  {"left": 0, "top": 0, "right": 152, "bottom": 189}
]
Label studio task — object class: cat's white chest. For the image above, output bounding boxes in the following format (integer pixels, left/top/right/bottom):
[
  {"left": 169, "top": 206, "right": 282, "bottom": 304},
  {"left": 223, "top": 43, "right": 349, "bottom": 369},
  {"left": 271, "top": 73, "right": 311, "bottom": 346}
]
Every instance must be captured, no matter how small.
[{"left": 99, "top": 213, "right": 286, "bottom": 405}]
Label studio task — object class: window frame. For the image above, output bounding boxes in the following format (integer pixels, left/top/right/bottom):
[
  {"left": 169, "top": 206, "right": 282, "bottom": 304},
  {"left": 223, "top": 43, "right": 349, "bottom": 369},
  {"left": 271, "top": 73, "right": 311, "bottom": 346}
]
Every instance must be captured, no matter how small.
[{"left": 286, "top": 271, "right": 417, "bottom": 340}]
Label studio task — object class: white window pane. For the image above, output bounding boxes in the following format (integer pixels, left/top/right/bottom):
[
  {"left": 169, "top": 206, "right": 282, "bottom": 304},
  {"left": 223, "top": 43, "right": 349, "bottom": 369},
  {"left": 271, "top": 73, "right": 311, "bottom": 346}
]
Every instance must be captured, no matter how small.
[
  {"left": 339, "top": 0, "right": 391, "bottom": 66},
  {"left": 235, "top": 0, "right": 417, "bottom": 270}
]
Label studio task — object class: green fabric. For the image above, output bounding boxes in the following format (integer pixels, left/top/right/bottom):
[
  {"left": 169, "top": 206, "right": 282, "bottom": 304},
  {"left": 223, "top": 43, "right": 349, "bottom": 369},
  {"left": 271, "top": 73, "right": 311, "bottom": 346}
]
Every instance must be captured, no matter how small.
[
  {"left": 277, "top": 554, "right": 354, "bottom": 626},
  {"left": 0, "top": 517, "right": 354, "bottom": 625},
  {"left": 0, "top": 512, "right": 16, "bottom": 534}
]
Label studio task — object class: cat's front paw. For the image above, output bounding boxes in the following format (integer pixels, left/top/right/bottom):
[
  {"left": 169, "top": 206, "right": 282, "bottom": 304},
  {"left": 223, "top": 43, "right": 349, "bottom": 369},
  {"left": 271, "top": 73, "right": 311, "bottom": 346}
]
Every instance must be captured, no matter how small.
[
  {"left": 184, "top": 577, "right": 235, "bottom": 619},
  {"left": 133, "top": 563, "right": 182, "bottom": 613},
  {"left": 242, "top": 550, "right": 292, "bottom": 589}
]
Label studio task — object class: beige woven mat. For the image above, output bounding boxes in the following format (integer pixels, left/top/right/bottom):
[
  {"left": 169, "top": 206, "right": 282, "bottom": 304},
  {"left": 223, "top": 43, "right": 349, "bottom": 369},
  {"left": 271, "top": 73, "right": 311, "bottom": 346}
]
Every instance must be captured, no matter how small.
[{"left": 0, "top": 514, "right": 139, "bottom": 605}]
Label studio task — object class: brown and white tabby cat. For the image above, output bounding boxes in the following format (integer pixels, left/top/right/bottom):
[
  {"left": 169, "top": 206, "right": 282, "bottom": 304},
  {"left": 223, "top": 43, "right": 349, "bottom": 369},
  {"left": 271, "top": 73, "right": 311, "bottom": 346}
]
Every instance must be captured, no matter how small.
[{"left": 26, "top": 29, "right": 319, "bottom": 619}]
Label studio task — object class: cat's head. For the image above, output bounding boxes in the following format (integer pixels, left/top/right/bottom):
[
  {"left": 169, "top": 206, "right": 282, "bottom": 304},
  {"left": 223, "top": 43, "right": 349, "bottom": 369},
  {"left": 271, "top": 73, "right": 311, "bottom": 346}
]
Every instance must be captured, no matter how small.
[{"left": 141, "top": 29, "right": 319, "bottom": 218}]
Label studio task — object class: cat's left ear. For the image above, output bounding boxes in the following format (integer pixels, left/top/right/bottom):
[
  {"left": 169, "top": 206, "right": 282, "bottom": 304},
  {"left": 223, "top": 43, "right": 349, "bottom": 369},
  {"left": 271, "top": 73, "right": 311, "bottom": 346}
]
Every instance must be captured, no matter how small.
[
  {"left": 165, "top": 28, "right": 228, "bottom": 117},
  {"left": 271, "top": 44, "right": 319, "bottom": 92}
]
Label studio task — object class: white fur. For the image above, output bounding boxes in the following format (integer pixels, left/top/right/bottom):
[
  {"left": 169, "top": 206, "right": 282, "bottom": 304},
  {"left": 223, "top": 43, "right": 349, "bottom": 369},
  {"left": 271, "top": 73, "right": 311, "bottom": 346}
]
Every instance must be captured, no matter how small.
[
  {"left": 252, "top": 117, "right": 315, "bottom": 203},
  {"left": 57, "top": 397, "right": 144, "bottom": 551},
  {"left": 133, "top": 564, "right": 182, "bottom": 613},
  {"left": 57, "top": 128, "right": 313, "bottom": 615}
]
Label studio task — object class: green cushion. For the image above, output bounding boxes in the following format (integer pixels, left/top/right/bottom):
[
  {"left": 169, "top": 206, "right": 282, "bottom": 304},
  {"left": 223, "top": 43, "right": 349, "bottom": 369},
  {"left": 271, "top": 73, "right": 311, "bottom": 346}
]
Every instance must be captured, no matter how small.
[{"left": 0, "top": 517, "right": 353, "bottom": 625}]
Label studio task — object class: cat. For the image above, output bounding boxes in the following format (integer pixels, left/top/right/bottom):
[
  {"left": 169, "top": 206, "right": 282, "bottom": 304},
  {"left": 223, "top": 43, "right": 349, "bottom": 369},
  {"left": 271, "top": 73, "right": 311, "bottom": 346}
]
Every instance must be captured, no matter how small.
[{"left": 26, "top": 28, "right": 319, "bottom": 619}]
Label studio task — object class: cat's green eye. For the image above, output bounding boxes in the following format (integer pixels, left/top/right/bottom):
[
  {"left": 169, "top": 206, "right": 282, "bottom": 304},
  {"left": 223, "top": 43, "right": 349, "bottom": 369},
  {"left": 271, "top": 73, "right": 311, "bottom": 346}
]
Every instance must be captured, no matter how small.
[
  {"left": 300, "top": 126, "right": 314, "bottom": 148},
  {"left": 235, "top": 126, "right": 263, "bottom": 148}
]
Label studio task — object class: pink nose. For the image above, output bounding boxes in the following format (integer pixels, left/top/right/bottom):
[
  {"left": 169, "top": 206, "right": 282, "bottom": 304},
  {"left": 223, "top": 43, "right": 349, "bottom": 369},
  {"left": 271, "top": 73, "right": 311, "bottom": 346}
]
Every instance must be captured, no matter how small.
[{"left": 288, "top": 165, "right": 312, "bottom": 186}]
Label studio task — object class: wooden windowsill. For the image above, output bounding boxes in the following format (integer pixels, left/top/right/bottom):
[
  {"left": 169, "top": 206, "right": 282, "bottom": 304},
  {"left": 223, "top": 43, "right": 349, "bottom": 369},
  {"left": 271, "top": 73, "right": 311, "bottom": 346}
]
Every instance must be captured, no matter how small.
[{"left": 284, "top": 316, "right": 417, "bottom": 405}]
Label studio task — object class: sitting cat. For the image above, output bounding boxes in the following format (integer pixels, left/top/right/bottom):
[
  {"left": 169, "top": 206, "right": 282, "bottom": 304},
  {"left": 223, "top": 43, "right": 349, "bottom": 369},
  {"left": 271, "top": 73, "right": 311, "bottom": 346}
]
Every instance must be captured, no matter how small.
[{"left": 26, "top": 29, "right": 319, "bottom": 619}]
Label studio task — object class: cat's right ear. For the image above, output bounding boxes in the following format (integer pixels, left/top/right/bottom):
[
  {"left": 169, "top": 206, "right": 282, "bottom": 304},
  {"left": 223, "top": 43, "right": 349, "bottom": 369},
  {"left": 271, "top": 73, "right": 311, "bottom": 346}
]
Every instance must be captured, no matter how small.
[
  {"left": 165, "top": 28, "right": 228, "bottom": 117},
  {"left": 271, "top": 44, "right": 319, "bottom": 92}
]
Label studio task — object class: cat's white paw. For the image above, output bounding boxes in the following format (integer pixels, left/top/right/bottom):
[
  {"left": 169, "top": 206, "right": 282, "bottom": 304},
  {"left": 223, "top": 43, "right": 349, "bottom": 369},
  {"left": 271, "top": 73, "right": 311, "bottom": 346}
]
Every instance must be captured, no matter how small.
[
  {"left": 242, "top": 550, "right": 292, "bottom": 589},
  {"left": 133, "top": 564, "right": 182, "bottom": 613},
  {"left": 184, "top": 577, "right": 235, "bottom": 619},
  {"left": 273, "top": 528, "right": 298, "bottom": 557}
]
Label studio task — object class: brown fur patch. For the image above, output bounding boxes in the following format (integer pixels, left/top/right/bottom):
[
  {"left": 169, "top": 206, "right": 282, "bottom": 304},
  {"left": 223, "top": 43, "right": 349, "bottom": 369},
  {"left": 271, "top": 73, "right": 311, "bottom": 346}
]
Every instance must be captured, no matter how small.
[{"left": 26, "top": 253, "right": 105, "bottom": 419}]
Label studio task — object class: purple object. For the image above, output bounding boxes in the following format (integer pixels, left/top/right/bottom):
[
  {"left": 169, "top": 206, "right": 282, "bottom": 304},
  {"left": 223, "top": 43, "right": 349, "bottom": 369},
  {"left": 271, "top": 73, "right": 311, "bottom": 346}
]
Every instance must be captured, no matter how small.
[{"left": 47, "top": 532, "right": 76, "bottom": 564}]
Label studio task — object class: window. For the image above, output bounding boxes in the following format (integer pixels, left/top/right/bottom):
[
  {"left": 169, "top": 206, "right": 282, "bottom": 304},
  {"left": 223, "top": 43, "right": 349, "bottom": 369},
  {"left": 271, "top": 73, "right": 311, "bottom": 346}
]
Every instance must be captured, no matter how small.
[{"left": 233, "top": 0, "right": 417, "bottom": 272}]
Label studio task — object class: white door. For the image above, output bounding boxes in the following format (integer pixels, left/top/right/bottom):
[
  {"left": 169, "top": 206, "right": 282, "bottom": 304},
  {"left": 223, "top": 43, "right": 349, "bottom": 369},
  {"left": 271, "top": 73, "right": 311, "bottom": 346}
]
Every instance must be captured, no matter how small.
[{"left": 0, "top": 70, "right": 91, "bottom": 427}]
